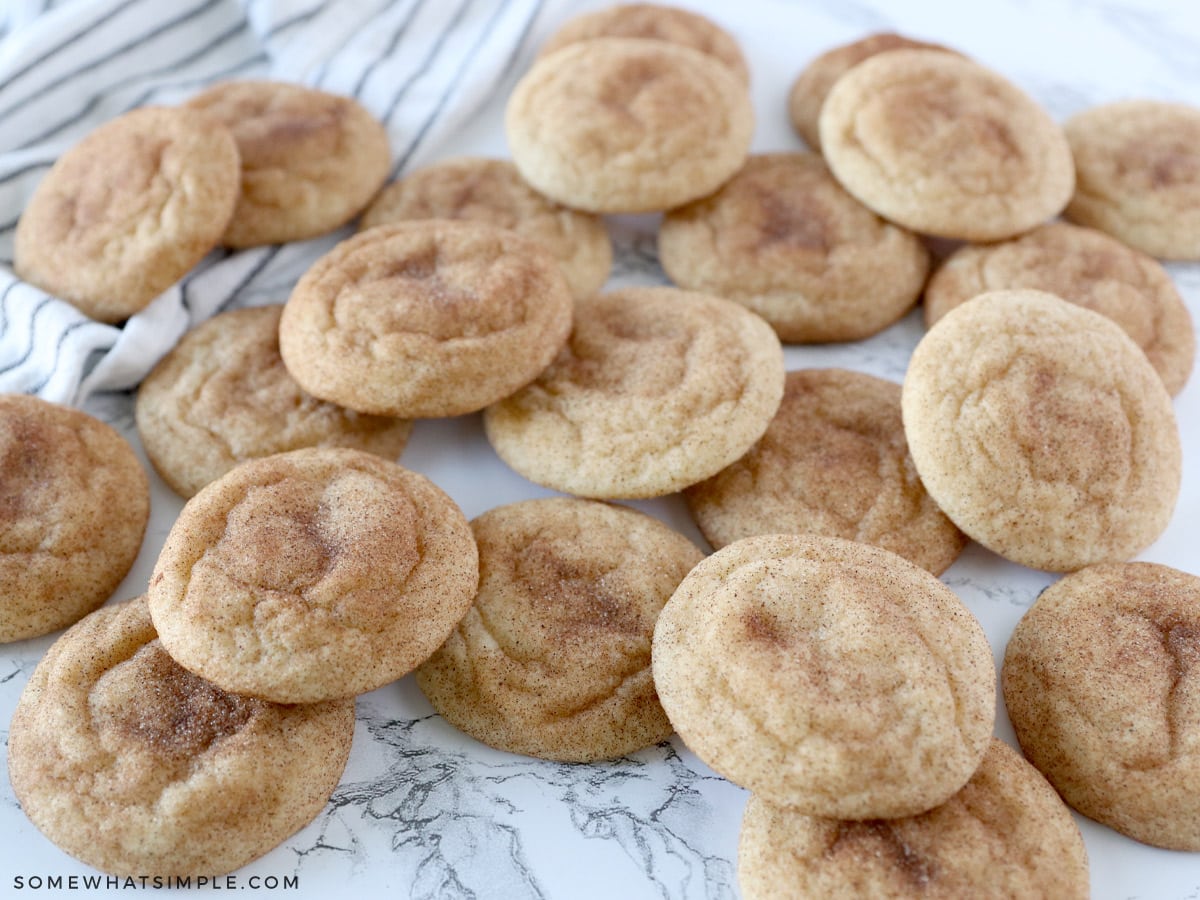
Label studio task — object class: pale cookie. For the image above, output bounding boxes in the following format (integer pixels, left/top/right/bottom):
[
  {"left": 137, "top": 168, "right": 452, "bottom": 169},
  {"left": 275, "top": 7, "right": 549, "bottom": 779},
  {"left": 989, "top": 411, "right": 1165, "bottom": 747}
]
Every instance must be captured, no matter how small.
[
  {"left": 788, "top": 32, "right": 958, "bottom": 151},
  {"left": 537, "top": 3, "right": 750, "bottom": 85},
  {"left": 684, "top": 369, "right": 966, "bottom": 575},
  {"left": 738, "top": 739, "right": 1089, "bottom": 899},
  {"left": 148, "top": 447, "right": 479, "bottom": 704},
  {"left": 8, "top": 597, "right": 354, "bottom": 876},
  {"left": 652, "top": 534, "right": 995, "bottom": 819},
  {"left": 279, "top": 220, "right": 573, "bottom": 418},
  {"left": 506, "top": 38, "right": 754, "bottom": 213},
  {"left": 1003, "top": 562, "right": 1200, "bottom": 850},
  {"left": 416, "top": 498, "right": 705, "bottom": 762},
  {"left": 903, "top": 289, "right": 1181, "bottom": 572},
  {"left": 0, "top": 395, "right": 149, "bottom": 643},
  {"left": 186, "top": 80, "right": 391, "bottom": 248},
  {"left": 359, "top": 157, "right": 611, "bottom": 299},
  {"left": 819, "top": 49, "right": 1074, "bottom": 241},
  {"left": 659, "top": 153, "right": 929, "bottom": 342},
  {"left": 483, "top": 287, "right": 784, "bottom": 499},
  {"left": 14, "top": 106, "right": 239, "bottom": 323},
  {"left": 1064, "top": 100, "right": 1200, "bottom": 260},
  {"left": 136, "top": 305, "right": 411, "bottom": 498},
  {"left": 924, "top": 222, "right": 1195, "bottom": 395}
]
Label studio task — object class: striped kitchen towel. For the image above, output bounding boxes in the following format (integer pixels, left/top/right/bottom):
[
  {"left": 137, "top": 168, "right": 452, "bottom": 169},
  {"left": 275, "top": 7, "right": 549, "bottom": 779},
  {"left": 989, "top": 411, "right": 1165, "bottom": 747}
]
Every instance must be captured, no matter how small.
[{"left": 0, "top": 0, "right": 548, "bottom": 404}]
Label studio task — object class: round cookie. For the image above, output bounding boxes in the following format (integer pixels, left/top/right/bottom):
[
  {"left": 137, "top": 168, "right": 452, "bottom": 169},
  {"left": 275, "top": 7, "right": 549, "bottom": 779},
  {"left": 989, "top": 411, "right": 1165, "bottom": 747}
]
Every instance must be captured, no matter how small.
[
  {"left": 902, "top": 289, "right": 1181, "bottom": 572},
  {"left": 684, "top": 369, "right": 966, "bottom": 575},
  {"left": 659, "top": 152, "right": 929, "bottom": 342},
  {"left": 651, "top": 534, "right": 996, "bottom": 819},
  {"left": 185, "top": 80, "right": 391, "bottom": 248},
  {"left": 819, "top": 49, "right": 1074, "bottom": 241},
  {"left": 788, "top": 32, "right": 958, "bottom": 151},
  {"left": 136, "top": 304, "right": 411, "bottom": 498},
  {"left": 483, "top": 286, "right": 785, "bottom": 499},
  {"left": 738, "top": 739, "right": 1089, "bottom": 899},
  {"left": 924, "top": 222, "right": 1195, "bottom": 395},
  {"left": 537, "top": 3, "right": 750, "bottom": 85},
  {"left": 0, "top": 395, "right": 149, "bottom": 643},
  {"left": 1003, "top": 562, "right": 1200, "bottom": 850},
  {"left": 359, "top": 157, "right": 611, "bottom": 299},
  {"left": 148, "top": 447, "right": 479, "bottom": 704},
  {"left": 415, "top": 497, "right": 705, "bottom": 762},
  {"left": 1063, "top": 100, "right": 1200, "bottom": 260},
  {"left": 8, "top": 596, "right": 354, "bottom": 876},
  {"left": 279, "top": 220, "right": 573, "bottom": 418},
  {"left": 506, "top": 38, "right": 754, "bottom": 213},
  {"left": 14, "top": 106, "right": 239, "bottom": 323}
]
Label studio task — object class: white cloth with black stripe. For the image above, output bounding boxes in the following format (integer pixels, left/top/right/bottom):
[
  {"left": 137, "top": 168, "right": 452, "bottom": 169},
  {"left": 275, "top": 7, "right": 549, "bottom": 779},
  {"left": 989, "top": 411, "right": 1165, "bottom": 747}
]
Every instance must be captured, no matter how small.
[{"left": 0, "top": 0, "right": 548, "bottom": 404}]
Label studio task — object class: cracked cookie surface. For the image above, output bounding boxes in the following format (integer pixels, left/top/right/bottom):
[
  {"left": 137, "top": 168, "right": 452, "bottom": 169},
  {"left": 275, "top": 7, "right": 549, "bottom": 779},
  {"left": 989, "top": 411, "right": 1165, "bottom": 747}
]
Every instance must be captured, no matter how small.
[
  {"left": 136, "top": 304, "right": 411, "bottom": 498},
  {"left": 483, "top": 286, "right": 784, "bottom": 498},
  {"left": 651, "top": 534, "right": 995, "bottom": 818},
  {"left": 1003, "top": 562, "right": 1200, "bottom": 850},
  {"left": 148, "top": 447, "right": 478, "bottom": 703},
  {"left": 7, "top": 596, "right": 354, "bottom": 875},
  {"left": 903, "top": 289, "right": 1181, "bottom": 572},
  {"left": 416, "top": 497, "right": 704, "bottom": 761}
]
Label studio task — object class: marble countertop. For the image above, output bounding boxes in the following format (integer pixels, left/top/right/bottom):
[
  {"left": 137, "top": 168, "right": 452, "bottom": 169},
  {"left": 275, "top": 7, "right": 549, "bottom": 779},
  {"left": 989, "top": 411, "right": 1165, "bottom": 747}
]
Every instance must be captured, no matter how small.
[{"left": 3, "top": 0, "right": 1200, "bottom": 896}]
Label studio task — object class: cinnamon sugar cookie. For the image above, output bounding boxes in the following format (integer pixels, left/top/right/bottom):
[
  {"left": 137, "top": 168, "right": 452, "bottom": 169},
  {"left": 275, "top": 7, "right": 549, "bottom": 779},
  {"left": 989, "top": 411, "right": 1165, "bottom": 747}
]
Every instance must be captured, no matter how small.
[
  {"left": 14, "top": 106, "right": 239, "bottom": 322},
  {"left": 819, "top": 49, "right": 1074, "bottom": 241},
  {"left": 1003, "top": 562, "right": 1200, "bottom": 850},
  {"left": 788, "top": 32, "right": 958, "bottom": 151},
  {"left": 416, "top": 498, "right": 704, "bottom": 762},
  {"left": 684, "top": 369, "right": 965, "bottom": 574},
  {"left": 924, "top": 222, "right": 1195, "bottom": 395},
  {"left": 1064, "top": 100, "right": 1200, "bottom": 260},
  {"left": 537, "top": 3, "right": 750, "bottom": 85},
  {"left": 659, "top": 153, "right": 929, "bottom": 342},
  {"left": 148, "top": 447, "right": 479, "bottom": 703},
  {"left": 738, "top": 740, "right": 1089, "bottom": 899},
  {"left": 8, "top": 597, "right": 354, "bottom": 875},
  {"left": 483, "top": 287, "right": 784, "bottom": 499},
  {"left": 0, "top": 395, "right": 149, "bottom": 643},
  {"left": 903, "top": 289, "right": 1181, "bottom": 572},
  {"left": 652, "top": 534, "right": 995, "bottom": 819},
  {"left": 186, "top": 80, "right": 391, "bottom": 248},
  {"left": 506, "top": 38, "right": 753, "bottom": 213},
  {"left": 359, "top": 158, "right": 611, "bottom": 299},
  {"left": 279, "top": 220, "right": 573, "bottom": 418},
  {"left": 136, "top": 305, "right": 411, "bottom": 498}
]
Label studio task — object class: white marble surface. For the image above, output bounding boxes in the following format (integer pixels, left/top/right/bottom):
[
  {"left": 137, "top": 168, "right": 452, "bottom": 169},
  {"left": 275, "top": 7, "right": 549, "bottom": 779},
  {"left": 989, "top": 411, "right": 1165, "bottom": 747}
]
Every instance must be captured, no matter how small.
[{"left": 3, "top": 0, "right": 1200, "bottom": 896}]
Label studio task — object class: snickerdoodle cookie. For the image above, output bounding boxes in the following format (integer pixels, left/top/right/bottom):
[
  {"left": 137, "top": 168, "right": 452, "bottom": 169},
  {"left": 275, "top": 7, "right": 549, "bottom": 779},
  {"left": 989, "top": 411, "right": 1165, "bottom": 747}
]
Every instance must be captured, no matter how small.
[
  {"left": 652, "top": 534, "right": 995, "bottom": 819},
  {"left": 924, "top": 222, "right": 1195, "bottom": 395},
  {"left": 1064, "top": 100, "right": 1200, "bottom": 260},
  {"left": 903, "top": 289, "right": 1181, "bottom": 572},
  {"left": 359, "top": 158, "right": 611, "bottom": 299},
  {"left": 0, "top": 395, "right": 149, "bottom": 643},
  {"left": 416, "top": 498, "right": 705, "bottom": 762},
  {"left": 506, "top": 38, "right": 753, "bottom": 213},
  {"left": 1003, "top": 562, "right": 1200, "bottom": 850},
  {"left": 819, "top": 49, "right": 1074, "bottom": 241},
  {"left": 8, "top": 597, "right": 354, "bottom": 875},
  {"left": 279, "top": 220, "right": 573, "bottom": 418},
  {"left": 483, "top": 287, "right": 784, "bottom": 499},
  {"left": 738, "top": 739, "right": 1089, "bottom": 899},
  {"left": 537, "top": 3, "right": 750, "bottom": 85},
  {"left": 14, "top": 106, "right": 239, "bottom": 322},
  {"left": 136, "top": 304, "right": 410, "bottom": 498},
  {"left": 148, "top": 447, "right": 478, "bottom": 704},
  {"left": 684, "top": 369, "right": 965, "bottom": 574},
  {"left": 186, "top": 80, "right": 391, "bottom": 248},
  {"left": 788, "top": 32, "right": 958, "bottom": 151},
  {"left": 659, "top": 153, "right": 929, "bottom": 342}
]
